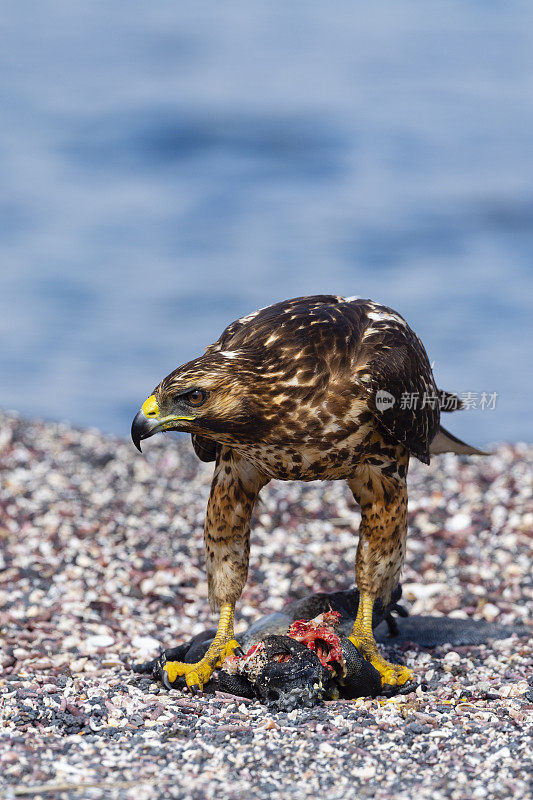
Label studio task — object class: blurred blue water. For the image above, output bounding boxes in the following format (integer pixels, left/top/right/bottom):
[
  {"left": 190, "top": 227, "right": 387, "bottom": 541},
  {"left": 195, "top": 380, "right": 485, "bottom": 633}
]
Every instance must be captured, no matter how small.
[{"left": 1, "top": 1, "right": 532, "bottom": 444}]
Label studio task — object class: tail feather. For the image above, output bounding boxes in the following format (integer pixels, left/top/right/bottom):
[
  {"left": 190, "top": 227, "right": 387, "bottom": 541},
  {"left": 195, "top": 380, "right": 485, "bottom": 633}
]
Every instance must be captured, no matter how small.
[{"left": 430, "top": 425, "right": 490, "bottom": 456}]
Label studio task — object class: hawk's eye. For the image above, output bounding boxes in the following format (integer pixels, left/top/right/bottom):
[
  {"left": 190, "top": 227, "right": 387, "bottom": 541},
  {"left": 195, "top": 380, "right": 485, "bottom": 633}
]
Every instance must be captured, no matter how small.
[{"left": 185, "top": 389, "right": 207, "bottom": 407}]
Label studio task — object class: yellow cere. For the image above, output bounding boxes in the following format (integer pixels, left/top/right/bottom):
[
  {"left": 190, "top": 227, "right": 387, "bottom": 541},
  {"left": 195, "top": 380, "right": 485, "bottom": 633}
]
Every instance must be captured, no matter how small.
[
  {"left": 141, "top": 395, "right": 160, "bottom": 418},
  {"left": 141, "top": 393, "right": 196, "bottom": 424}
]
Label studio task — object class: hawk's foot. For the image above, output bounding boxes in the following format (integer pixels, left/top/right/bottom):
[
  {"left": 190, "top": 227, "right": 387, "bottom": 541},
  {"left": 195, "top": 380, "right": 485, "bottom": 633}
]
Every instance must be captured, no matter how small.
[
  {"left": 163, "top": 638, "right": 241, "bottom": 691},
  {"left": 162, "top": 602, "right": 239, "bottom": 692},
  {"left": 350, "top": 591, "right": 413, "bottom": 688},
  {"left": 349, "top": 632, "right": 413, "bottom": 687}
]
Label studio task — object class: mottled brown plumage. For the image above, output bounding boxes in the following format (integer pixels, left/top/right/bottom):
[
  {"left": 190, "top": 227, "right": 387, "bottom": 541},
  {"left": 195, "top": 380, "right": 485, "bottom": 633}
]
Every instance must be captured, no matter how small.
[{"left": 132, "top": 295, "right": 483, "bottom": 689}]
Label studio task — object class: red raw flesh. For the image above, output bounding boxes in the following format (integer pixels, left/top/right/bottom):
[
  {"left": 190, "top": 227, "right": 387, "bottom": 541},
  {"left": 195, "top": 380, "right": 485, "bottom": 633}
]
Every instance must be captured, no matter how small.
[
  {"left": 243, "top": 642, "right": 263, "bottom": 659},
  {"left": 222, "top": 641, "right": 265, "bottom": 674},
  {"left": 287, "top": 611, "right": 344, "bottom": 673},
  {"left": 226, "top": 611, "right": 345, "bottom": 674}
]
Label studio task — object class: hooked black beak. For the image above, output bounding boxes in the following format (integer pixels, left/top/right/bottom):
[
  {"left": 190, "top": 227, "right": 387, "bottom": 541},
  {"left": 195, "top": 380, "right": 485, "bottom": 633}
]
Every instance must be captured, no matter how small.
[
  {"left": 131, "top": 409, "right": 160, "bottom": 453},
  {"left": 131, "top": 394, "right": 197, "bottom": 453}
]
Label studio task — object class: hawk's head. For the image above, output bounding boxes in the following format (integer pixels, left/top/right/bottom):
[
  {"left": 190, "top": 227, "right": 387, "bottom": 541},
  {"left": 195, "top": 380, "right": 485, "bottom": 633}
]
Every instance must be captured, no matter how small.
[{"left": 131, "top": 350, "right": 270, "bottom": 452}]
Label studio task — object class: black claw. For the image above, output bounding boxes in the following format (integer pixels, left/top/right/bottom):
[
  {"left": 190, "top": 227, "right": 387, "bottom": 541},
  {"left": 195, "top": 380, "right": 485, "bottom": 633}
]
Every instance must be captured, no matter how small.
[
  {"left": 385, "top": 613, "right": 400, "bottom": 637},
  {"left": 188, "top": 684, "right": 200, "bottom": 696},
  {"left": 392, "top": 602, "right": 409, "bottom": 618},
  {"left": 161, "top": 668, "right": 173, "bottom": 691},
  {"left": 234, "top": 647, "right": 245, "bottom": 658}
]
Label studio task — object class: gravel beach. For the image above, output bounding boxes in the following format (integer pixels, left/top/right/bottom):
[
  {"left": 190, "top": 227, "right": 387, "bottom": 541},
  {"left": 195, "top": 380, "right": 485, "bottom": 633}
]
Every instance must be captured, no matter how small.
[{"left": 0, "top": 410, "right": 531, "bottom": 799}]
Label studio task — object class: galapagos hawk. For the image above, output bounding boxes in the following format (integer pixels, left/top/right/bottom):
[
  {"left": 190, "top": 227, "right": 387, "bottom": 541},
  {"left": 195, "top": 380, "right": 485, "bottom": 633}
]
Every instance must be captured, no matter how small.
[{"left": 131, "top": 295, "right": 485, "bottom": 691}]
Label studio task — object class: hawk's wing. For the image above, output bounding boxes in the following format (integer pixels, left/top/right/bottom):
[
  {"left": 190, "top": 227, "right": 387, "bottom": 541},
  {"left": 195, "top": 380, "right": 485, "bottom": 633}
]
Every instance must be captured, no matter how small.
[{"left": 357, "top": 321, "right": 440, "bottom": 464}]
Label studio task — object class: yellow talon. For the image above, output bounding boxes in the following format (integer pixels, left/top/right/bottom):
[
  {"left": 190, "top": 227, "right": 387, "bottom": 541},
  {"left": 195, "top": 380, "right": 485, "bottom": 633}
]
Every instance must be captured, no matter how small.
[
  {"left": 350, "top": 592, "right": 413, "bottom": 688},
  {"left": 224, "top": 638, "right": 241, "bottom": 656},
  {"left": 163, "top": 638, "right": 242, "bottom": 690},
  {"left": 349, "top": 634, "right": 413, "bottom": 687},
  {"left": 162, "top": 603, "right": 240, "bottom": 691}
]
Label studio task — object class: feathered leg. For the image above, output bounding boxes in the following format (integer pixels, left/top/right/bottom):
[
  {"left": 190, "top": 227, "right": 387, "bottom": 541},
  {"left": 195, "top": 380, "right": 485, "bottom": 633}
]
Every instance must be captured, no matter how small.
[
  {"left": 163, "top": 447, "right": 267, "bottom": 691},
  {"left": 347, "top": 446, "right": 413, "bottom": 687}
]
